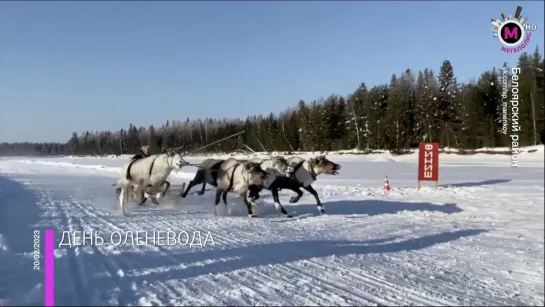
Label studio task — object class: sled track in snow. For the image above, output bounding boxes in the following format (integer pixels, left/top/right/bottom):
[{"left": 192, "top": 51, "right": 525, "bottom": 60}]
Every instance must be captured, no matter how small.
[
  {"left": 38, "top": 182, "right": 478, "bottom": 306},
  {"left": 5, "top": 169, "right": 542, "bottom": 306}
]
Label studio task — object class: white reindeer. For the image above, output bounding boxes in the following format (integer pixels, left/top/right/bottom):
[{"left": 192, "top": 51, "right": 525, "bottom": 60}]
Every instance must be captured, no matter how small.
[
  {"left": 247, "top": 156, "right": 293, "bottom": 186},
  {"left": 117, "top": 148, "right": 189, "bottom": 215},
  {"left": 214, "top": 158, "right": 269, "bottom": 217}
]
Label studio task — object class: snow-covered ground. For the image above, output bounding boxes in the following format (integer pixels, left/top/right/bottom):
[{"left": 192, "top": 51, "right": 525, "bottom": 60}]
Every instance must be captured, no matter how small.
[{"left": 0, "top": 147, "right": 543, "bottom": 306}]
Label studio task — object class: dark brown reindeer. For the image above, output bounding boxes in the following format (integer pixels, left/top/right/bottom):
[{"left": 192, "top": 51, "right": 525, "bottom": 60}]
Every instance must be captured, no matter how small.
[{"left": 248, "top": 155, "right": 341, "bottom": 218}]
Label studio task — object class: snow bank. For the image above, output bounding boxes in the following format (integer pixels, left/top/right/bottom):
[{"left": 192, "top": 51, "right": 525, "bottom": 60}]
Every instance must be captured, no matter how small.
[
  {"left": 0, "top": 149, "right": 543, "bottom": 305},
  {"left": 58, "top": 145, "right": 544, "bottom": 159},
  {"left": 1, "top": 145, "right": 541, "bottom": 177}
]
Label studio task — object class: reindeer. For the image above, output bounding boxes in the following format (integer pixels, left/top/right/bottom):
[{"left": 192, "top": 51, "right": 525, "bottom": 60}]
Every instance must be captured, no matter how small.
[
  {"left": 117, "top": 148, "right": 189, "bottom": 215},
  {"left": 213, "top": 158, "right": 269, "bottom": 217},
  {"left": 180, "top": 156, "right": 292, "bottom": 198},
  {"left": 248, "top": 155, "right": 341, "bottom": 217},
  {"left": 180, "top": 158, "right": 225, "bottom": 198}
]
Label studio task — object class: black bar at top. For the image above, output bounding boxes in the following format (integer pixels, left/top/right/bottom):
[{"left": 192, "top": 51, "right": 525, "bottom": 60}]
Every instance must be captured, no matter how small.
[{"left": 514, "top": 6, "right": 522, "bottom": 20}]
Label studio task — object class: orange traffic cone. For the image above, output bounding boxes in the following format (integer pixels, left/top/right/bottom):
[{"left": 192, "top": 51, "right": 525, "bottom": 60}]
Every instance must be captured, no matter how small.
[{"left": 384, "top": 175, "right": 391, "bottom": 191}]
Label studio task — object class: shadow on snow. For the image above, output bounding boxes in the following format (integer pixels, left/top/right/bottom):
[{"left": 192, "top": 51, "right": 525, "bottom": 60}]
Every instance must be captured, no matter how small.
[
  {"left": 437, "top": 179, "right": 511, "bottom": 188},
  {"left": 0, "top": 175, "right": 51, "bottom": 305},
  {"left": 248, "top": 198, "right": 463, "bottom": 219},
  {"left": 120, "top": 191, "right": 464, "bottom": 219},
  {"left": 89, "top": 228, "right": 487, "bottom": 293},
  {"left": 286, "top": 199, "right": 461, "bottom": 217}
]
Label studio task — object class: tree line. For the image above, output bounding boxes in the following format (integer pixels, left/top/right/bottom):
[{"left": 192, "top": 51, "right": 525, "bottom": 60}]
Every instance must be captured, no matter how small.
[{"left": 1, "top": 48, "right": 543, "bottom": 157}]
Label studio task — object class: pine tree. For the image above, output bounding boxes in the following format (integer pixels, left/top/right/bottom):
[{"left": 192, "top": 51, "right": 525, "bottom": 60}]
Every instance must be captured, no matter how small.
[
  {"left": 7, "top": 47, "right": 544, "bottom": 157},
  {"left": 516, "top": 52, "right": 537, "bottom": 145},
  {"left": 530, "top": 48, "right": 545, "bottom": 145},
  {"left": 437, "top": 60, "right": 461, "bottom": 147},
  {"left": 296, "top": 100, "right": 312, "bottom": 151},
  {"left": 414, "top": 71, "right": 427, "bottom": 142},
  {"left": 334, "top": 96, "right": 347, "bottom": 150},
  {"left": 476, "top": 70, "right": 502, "bottom": 147},
  {"left": 383, "top": 74, "right": 404, "bottom": 152},
  {"left": 69, "top": 132, "right": 79, "bottom": 155}
]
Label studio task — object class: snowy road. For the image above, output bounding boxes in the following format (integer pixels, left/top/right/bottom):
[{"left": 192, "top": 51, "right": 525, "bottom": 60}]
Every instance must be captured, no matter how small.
[{"left": 0, "top": 150, "right": 543, "bottom": 306}]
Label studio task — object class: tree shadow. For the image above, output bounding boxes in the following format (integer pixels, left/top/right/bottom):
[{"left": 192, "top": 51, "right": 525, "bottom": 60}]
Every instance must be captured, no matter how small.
[
  {"left": 437, "top": 179, "right": 511, "bottom": 188},
  {"left": 87, "top": 228, "right": 486, "bottom": 288}
]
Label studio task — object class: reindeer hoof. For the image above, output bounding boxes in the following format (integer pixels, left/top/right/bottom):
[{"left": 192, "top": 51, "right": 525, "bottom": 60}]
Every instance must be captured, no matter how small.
[
  {"left": 248, "top": 214, "right": 258, "bottom": 218},
  {"left": 289, "top": 197, "right": 299, "bottom": 203},
  {"left": 197, "top": 191, "right": 205, "bottom": 195},
  {"left": 319, "top": 208, "right": 326, "bottom": 214},
  {"left": 285, "top": 214, "right": 293, "bottom": 218}
]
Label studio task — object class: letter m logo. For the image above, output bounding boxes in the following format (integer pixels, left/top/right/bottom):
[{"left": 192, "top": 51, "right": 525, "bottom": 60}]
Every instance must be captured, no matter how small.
[{"left": 503, "top": 27, "right": 519, "bottom": 40}]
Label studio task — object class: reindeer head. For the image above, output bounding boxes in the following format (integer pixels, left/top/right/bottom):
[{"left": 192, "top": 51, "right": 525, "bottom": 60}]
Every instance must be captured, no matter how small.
[
  {"left": 268, "top": 156, "right": 293, "bottom": 176},
  {"left": 309, "top": 155, "right": 341, "bottom": 176},
  {"left": 244, "top": 162, "right": 269, "bottom": 187},
  {"left": 162, "top": 147, "right": 189, "bottom": 170},
  {"left": 140, "top": 145, "right": 151, "bottom": 156}
]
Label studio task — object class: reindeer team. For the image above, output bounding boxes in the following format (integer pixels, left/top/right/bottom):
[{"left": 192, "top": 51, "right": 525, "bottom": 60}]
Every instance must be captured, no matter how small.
[{"left": 116, "top": 144, "right": 341, "bottom": 218}]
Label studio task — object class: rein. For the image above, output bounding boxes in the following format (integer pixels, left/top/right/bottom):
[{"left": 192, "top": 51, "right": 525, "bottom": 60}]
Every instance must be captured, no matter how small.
[
  {"left": 148, "top": 155, "right": 160, "bottom": 177},
  {"left": 227, "top": 163, "right": 240, "bottom": 191},
  {"left": 175, "top": 130, "right": 245, "bottom": 155},
  {"left": 186, "top": 162, "right": 211, "bottom": 168},
  {"left": 148, "top": 152, "right": 179, "bottom": 177},
  {"left": 181, "top": 161, "right": 224, "bottom": 175},
  {"left": 307, "top": 160, "right": 318, "bottom": 180}
]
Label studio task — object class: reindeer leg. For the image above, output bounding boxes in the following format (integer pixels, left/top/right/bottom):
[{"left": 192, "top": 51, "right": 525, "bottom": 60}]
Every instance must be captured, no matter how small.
[
  {"left": 158, "top": 180, "right": 170, "bottom": 198},
  {"left": 271, "top": 187, "right": 291, "bottom": 217},
  {"left": 303, "top": 185, "right": 325, "bottom": 214},
  {"left": 214, "top": 189, "right": 222, "bottom": 216},
  {"left": 198, "top": 182, "right": 207, "bottom": 195},
  {"left": 181, "top": 180, "right": 196, "bottom": 198},
  {"left": 242, "top": 192, "right": 257, "bottom": 218},
  {"left": 247, "top": 185, "right": 261, "bottom": 201},
  {"left": 145, "top": 181, "right": 170, "bottom": 206},
  {"left": 280, "top": 178, "right": 304, "bottom": 203},
  {"left": 136, "top": 189, "right": 148, "bottom": 206},
  {"left": 144, "top": 184, "right": 160, "bottom": 205},
  {"left": 221, "top": 190, "right": 229, "bottom": 207},
  {"left": 118, "top": 188, "right": 125, "bottom": 213},
  {"left": 182, "top": 170, "right": 204, "bottom": 198},
  {"left": 130, "top": 185, "right": 147, "bottom": 206},
  {"left": 288, "top": 187, "right": 304, "bottom": 203}
]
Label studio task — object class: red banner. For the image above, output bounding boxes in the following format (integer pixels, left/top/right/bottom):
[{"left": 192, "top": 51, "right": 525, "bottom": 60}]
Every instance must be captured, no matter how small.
[{"left": 418, "top": 142, "right": 439, "bottom": 182}]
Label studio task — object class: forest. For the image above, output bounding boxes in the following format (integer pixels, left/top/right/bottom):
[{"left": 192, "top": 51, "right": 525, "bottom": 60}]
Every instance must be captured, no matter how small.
[{"left": 0, "top": 49, "right": 543, "bottom": 157}]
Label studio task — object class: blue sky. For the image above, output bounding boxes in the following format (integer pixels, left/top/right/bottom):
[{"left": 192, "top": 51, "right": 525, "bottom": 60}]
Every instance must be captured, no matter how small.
[{"left": 0, "top": 1, "right": 543, "bottom": 142}]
